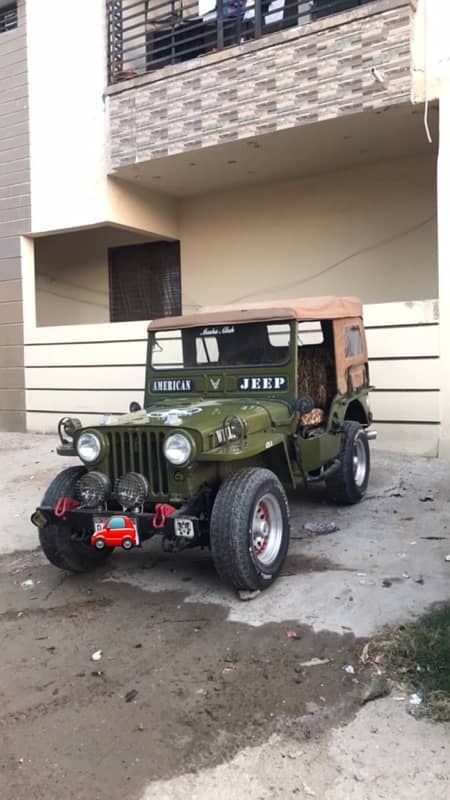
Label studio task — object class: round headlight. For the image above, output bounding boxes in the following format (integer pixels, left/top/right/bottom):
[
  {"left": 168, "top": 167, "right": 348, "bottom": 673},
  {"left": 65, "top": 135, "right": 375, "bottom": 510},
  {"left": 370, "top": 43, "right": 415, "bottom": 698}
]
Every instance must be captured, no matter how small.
[
  {"left": 77, "top": 471, "right": 111, "bottom": 507},
  {"left": 163, "top": 433, "right": 192, "bottom": 466},
  {"left": 77, "top": 432, "right": 102, "bottom": 463},
  {"left": 116, "top": 472, "right": 149, "bottom": 509}
]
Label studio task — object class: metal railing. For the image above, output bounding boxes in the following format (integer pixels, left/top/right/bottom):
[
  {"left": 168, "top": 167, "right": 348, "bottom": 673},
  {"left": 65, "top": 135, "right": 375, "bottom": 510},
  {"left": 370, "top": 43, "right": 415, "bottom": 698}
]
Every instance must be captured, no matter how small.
[{"left": 107, "top": 0, "right": 371, "bottom": 83}]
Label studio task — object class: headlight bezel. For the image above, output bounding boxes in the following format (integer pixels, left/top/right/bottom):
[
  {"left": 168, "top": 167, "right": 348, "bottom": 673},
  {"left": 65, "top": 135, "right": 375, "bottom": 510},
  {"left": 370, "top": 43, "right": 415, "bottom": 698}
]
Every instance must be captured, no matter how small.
[
  {"left": 76, "top": 431, "right": 103, "bottom": 464},
  {"left": 163, "top": 432, "right": 194, "bottom": 466}
]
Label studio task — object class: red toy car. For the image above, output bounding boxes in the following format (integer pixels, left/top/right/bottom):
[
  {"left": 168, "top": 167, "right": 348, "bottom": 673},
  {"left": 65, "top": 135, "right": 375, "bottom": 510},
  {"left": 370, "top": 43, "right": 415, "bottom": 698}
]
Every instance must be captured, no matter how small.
[{"left": 91, "top": 515, "right": 139, "bottom": 550}]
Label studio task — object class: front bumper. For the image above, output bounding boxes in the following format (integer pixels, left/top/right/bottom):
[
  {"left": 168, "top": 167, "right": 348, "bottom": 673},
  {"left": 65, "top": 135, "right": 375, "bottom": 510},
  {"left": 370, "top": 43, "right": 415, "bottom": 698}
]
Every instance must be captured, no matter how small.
[{"left": 31, "top": 506, "right": 201, "bottom": 543}]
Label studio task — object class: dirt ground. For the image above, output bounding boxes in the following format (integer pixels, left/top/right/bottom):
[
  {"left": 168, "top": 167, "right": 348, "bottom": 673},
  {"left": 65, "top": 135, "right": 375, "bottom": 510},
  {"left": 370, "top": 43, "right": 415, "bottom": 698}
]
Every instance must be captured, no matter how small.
[{"left": 1, "top": 433, "right": 450, "bottom": 799}]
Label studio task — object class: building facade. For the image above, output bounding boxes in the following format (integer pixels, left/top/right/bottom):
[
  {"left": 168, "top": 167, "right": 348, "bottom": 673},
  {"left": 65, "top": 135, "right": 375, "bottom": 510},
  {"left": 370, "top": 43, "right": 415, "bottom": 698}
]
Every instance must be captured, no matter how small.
[{"left": 0, "top": 0, "right": 449, "bottom": 456}]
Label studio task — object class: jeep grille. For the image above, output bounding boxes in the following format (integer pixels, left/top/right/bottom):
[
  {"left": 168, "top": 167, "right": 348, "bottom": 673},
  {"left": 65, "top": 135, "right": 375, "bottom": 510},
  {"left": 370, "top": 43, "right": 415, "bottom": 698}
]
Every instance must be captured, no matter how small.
[{"left": 105, "top": 430, "right": 169, "bottom": 497}]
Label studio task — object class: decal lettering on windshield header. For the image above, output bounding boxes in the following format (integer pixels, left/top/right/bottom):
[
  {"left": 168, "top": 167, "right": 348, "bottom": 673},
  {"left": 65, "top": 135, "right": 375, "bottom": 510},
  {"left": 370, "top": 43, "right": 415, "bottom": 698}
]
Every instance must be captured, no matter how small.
[
  {"left": 239, "top": 377, "right": 287, "bottom": 391},
  {"left": 151, "top": 379, "right": 193, "bottom": 393},
  {"left": 200, "top": 326, "right": 235, "bottom": 336}
]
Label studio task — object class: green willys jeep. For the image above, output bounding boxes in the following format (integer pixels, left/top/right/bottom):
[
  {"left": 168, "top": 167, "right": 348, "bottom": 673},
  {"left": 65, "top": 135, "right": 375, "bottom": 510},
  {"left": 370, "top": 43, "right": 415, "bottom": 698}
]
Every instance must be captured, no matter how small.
[{"left": 32, "top": 296, "right": 376, "bottom": 592}]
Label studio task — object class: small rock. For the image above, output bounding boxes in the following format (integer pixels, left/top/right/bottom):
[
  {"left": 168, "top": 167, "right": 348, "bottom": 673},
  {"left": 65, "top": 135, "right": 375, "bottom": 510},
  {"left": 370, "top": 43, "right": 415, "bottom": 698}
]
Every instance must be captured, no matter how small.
[
  {"left": 137, "top": 723, "right": 145, "bottom": 732},
  {"left": 299, "top": 657, "right": 330, "bottom": 667},
  {"left": 287, "top": 630, "right": 299, "bottom": 640},
  {"left": 419, "top": 495, "right": 434, "bottom": 502},
  {"left": 361, "top": 676, "right": 390, "bottom": 705},
  {"left": 302, "top": 781, "right": 316, "bottom": 797},
  {"left": 239, "top": 589, "right": 261, "bottom": 601},
  {"left": 303, "top": 521, "right": 339, "bottom": 535},
  {"left": 343, "top": 665, "right": 355, "bottom": 674},
  {"left": 414, "top": 576, "right": 425, "bottom": 585},
  {"left": 91, "top": 650, "right": 102, "bottom": 662},
  {"left": 125, "top": 689, "right": 138, "bottom": 703},
  {"left": 382, "top": 579, "right": 392, "bottom": 588},
  {"left": 21, "top": 579, "right": 34, "bottom": 590},
  {"left": 445, "top": 556, "right": 450, "bottom": 563}
]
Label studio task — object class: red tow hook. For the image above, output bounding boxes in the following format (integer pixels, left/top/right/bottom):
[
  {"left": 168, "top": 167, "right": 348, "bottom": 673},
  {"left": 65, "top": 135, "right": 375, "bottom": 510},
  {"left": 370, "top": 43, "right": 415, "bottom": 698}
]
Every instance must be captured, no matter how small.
[
  {"left": 152, "top": 503, "right": 176, "bottom": 529},
  {"left": 54, "top": 497, "right": 80, "bottom": 518}
]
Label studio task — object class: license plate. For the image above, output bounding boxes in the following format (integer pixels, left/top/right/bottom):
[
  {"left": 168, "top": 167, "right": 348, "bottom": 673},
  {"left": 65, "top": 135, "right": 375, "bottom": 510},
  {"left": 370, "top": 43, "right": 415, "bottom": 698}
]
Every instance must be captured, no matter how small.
[{"left": 174, "top": 518, "right": 195, "bottom": 539}]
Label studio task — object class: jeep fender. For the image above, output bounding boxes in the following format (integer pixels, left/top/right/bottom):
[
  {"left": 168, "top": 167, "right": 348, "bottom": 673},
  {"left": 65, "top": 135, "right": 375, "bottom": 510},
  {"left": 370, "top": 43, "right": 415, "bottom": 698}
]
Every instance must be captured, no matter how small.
[
  {"left": 343, "top": 398, "right": 370, "bottom": 426},
  {"left": 262, "top": 439, "right": 296, "bottom": 489}
]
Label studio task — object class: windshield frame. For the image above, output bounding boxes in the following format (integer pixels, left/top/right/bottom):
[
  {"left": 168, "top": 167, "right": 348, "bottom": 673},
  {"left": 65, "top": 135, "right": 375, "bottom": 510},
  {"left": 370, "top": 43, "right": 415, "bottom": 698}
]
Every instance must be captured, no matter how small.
[{"left": 148, "top": 320, "right": 294, "bottom": 372}]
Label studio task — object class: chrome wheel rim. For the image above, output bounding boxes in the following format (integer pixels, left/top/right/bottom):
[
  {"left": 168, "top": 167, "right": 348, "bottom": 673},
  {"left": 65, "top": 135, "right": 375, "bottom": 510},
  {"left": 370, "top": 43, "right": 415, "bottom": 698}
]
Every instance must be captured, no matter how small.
[
  {"left": 251, "top": 493, "right": 283, "bottom": 567},
  {"left": 353, "top": 434, "right": 367, "bottom": 488}
]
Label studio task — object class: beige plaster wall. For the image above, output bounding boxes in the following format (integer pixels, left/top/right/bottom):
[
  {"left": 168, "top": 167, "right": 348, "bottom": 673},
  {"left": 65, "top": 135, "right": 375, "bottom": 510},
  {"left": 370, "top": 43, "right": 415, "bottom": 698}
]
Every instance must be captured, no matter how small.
[
  {"left": 35, "top": 227, "right": 155, "bottom": 327},
  {"left": 412, "top": 0, "right": 450, "bottom": 103},
  {"left": 179, "top": 154, "right": 437, "bottom": 311}
]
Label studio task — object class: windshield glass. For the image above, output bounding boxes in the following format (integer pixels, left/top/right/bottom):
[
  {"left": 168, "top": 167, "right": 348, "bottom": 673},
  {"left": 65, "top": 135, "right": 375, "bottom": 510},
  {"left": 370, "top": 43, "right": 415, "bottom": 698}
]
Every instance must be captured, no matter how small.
[{"left": 151, "top": 322, "right": 291, "bottom": 370}]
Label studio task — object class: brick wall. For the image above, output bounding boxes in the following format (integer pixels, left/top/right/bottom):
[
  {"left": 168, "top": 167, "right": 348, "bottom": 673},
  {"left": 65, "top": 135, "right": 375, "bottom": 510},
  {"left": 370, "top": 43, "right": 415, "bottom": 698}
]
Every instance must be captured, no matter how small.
[
  {"left": 0, "top": 0, "right": 29, "bottom": 431},
  {"left": 108, "top": 0, "right": 413, "bottom": 167}
]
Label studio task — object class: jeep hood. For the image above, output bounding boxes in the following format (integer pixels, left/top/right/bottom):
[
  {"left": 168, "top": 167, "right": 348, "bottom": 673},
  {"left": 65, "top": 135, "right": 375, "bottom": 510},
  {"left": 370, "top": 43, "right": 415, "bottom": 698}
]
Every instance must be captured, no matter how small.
[{"left": 99, "top": 398, "right": 292, "bottom": 436}]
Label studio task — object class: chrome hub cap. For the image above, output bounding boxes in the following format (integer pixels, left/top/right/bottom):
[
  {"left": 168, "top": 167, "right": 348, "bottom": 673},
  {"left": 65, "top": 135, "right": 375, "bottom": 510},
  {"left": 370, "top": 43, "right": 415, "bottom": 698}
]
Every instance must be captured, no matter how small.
[
  {"left": 353, "top": 434, "right": 367, "bottom": 488},
  {"left": 251, "top": 493, "right": 283, "bottom": 567}
]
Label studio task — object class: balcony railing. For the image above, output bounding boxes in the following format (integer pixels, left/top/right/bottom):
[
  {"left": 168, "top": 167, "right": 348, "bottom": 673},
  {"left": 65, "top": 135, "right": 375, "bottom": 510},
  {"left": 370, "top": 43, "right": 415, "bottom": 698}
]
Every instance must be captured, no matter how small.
[{"left": 107, "top": 0, "right": 372, "bottom": 83}]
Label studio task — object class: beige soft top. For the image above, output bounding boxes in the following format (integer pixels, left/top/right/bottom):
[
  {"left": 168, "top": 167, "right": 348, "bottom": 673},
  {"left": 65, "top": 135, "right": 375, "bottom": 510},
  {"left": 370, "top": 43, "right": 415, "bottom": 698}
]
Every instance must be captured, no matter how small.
[{"left": 147, "top": 296, "right": 362, "bottom": 331}]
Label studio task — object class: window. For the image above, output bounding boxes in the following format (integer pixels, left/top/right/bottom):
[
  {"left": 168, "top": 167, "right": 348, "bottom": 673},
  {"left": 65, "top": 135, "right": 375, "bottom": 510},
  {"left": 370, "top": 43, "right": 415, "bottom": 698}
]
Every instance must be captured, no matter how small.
[
  {"left": 109, "top": 241, "right": 181, "bottom": 323},
  {"left": 0, "top": 2, "right": 17, "bottom": 33},
  {"left": 298, "top": 321, "right": 324, "bottom": 346},
  {"left": 345, "top": 325, "right": 363, "bottom": 357}
]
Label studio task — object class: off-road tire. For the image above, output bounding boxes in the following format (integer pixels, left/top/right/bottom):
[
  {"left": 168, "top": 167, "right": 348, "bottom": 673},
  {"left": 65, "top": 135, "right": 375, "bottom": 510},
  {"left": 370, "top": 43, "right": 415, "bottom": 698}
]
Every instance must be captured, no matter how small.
[
  {"left": 210, "top": 467, "right": 290, "bottom": 592},
  {"left": 39, "top": 467, "right": 114, "bottom": 572},
  {"left": 326, "top": 421, "right": 370, "bottom": 504}
]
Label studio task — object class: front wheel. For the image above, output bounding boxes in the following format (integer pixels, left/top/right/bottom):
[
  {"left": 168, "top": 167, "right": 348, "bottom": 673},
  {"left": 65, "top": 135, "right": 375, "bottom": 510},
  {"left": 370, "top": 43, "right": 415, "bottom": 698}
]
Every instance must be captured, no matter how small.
[
  {"left": 210, "top": 468, "right": 290, "bottom": 592},
  {"left": 39, "top": 467, "right": 114, "bottom": 572},
  {"left": 326, "top": 421, "right": 370, "bottom": 504}
]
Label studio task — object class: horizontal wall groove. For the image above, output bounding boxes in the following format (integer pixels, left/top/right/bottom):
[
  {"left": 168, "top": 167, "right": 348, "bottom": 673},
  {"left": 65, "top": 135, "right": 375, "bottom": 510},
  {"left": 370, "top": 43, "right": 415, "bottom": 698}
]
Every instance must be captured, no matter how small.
[
  {"left": 372, "top": 419, "right": 440, "bottom": 426},
  {"left": 372, "top": 387, "right": 439, "bottom": 393},
  {"left": 369, "top": 355, "right": 439, "bottom": 361},
  {"left": 365, "top": 321, "right": 439, "bottom": 330},
  {"left": 25, "top": 363, "right": 146, "bottom": 369},
  {"left": 25, "top": 338, "right": 148, "bottom": 347},
  {"left": 29, "top": 387, "right": 143, "bottom": 393}
]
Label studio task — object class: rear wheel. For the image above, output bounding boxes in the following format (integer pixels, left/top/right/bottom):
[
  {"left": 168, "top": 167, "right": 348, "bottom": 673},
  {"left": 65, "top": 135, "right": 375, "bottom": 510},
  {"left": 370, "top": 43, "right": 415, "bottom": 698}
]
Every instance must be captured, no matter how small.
[
  {"left": 210, "top": 468, "right": 290, "bottom": 591},
  {"left": 39, "top": 467, "right": 114, "bottom": 572},
  {"left": 326, "top": 421, "right": 370, "bottom": 504}
]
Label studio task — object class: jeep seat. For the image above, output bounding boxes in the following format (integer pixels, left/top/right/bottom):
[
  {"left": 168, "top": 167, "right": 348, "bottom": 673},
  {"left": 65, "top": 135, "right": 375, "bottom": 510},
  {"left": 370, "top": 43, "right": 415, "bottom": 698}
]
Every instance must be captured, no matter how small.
[{"left": 297, "top": 344, "right": 335, "bottom": 422}]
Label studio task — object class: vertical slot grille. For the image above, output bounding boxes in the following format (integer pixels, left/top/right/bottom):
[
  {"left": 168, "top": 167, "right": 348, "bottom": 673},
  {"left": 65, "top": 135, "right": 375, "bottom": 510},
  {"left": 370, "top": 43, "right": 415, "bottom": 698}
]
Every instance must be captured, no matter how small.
[{"left": 105, "top": 429, "right": 169, "bottom": 497}]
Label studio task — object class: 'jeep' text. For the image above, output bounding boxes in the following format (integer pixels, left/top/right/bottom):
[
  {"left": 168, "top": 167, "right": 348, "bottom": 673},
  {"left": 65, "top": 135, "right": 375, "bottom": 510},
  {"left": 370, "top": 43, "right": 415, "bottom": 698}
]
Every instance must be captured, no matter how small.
[
  {"left": 238, "top": 377, "right": 287, "bottom": 391},
  {"left": 151, "top": 379, "right": 193, "bottom": 392}
]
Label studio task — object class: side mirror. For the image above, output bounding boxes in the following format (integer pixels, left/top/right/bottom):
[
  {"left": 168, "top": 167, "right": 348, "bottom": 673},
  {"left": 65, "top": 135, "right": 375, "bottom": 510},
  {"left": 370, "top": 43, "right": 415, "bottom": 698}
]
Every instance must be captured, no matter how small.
[{"left": 129, "top": 401, "right": 142, "bottom": 413}]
